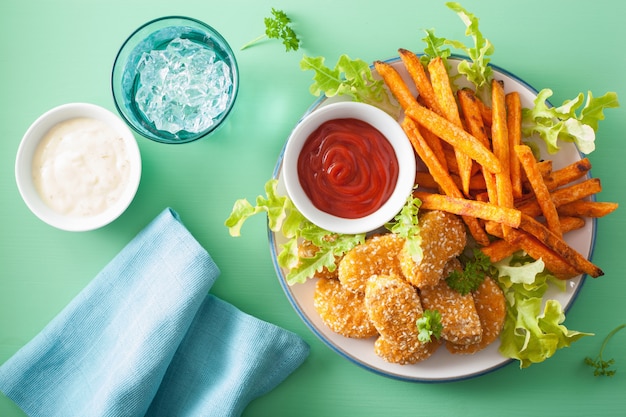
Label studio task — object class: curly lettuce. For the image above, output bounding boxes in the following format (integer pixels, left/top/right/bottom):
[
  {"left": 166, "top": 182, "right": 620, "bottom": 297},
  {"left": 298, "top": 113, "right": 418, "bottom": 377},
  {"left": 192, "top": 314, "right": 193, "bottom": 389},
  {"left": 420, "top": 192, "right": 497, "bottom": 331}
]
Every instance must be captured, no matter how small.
[
  {"left": 495, "top": 254, "right": 592, "bottom": 368},
  {"left": 419, "top": 3, "right": 494, "bottom": 94},
  {"left": 225, "top": 179, "right": 364, "bottom": 285},
  {"left": 444, "top": 2, "right": 494, "bottom": 89},
  {"left": 385, "top": 193, "right": 422, "bottom": 263},
  {"left": 300, "top": 54, "right": 400, "bottom": 117},
  {"left": 522, "top": 89, "right": 619, "bottom": 154}
]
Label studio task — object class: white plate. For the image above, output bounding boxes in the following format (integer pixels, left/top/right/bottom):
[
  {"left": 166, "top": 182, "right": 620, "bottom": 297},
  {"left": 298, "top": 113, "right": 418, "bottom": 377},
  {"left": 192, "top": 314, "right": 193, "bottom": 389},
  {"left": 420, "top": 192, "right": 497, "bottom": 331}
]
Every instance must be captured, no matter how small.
[{"left": 269, "top": 57, "right": 595, "bottom": 382}]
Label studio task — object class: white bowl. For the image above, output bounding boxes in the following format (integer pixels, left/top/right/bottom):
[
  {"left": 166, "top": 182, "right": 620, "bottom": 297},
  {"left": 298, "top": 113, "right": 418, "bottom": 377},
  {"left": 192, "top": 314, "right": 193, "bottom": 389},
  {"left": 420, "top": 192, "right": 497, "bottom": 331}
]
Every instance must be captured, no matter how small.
[
  {"left": 283, "top": 101, "right": 416, "bottom": 234},
  {"left": 15, "top": 103, "right": 142, "bottom": 231}
]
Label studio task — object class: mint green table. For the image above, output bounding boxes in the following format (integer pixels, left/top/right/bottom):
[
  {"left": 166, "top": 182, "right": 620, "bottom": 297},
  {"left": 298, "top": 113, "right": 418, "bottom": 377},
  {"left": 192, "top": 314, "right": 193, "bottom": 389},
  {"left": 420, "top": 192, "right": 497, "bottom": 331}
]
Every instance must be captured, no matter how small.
[{"left": 2, "top": 1, "right": 625, "bottom": 415}]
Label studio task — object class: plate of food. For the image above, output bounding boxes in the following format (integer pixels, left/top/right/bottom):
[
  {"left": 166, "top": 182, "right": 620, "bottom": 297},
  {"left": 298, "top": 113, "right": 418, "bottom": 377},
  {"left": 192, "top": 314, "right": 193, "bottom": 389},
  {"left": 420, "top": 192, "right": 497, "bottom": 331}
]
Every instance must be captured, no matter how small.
[
  {"left": 225, "top": 4, "right": 617, "bottom": 382},
  {"left": 267, "top": 54, "right": 598, "bottom": 381}
]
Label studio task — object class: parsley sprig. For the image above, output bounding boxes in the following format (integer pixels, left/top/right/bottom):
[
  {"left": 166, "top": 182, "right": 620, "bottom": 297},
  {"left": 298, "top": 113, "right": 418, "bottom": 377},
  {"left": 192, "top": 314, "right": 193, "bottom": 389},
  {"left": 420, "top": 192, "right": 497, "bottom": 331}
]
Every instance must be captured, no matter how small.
[
  {"left": 585, "top": 323, "right": 626, "bottom": 377},
  {"left": 241, "top": 8, "right": 301, "bottom": 52},
  {"left": 445, "top": 249, "right": 494, "bottom": 295},
  {"left": 417, "top": 310, "right": 443, "bottom": 343}
]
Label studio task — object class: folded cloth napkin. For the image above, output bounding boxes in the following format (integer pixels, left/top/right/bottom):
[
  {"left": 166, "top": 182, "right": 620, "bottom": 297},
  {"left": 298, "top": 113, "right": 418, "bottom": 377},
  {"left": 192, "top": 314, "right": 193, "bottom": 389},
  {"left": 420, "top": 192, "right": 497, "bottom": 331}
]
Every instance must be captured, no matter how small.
[{"left": 0, "top": 208, "right": 309, "bottom": 417}]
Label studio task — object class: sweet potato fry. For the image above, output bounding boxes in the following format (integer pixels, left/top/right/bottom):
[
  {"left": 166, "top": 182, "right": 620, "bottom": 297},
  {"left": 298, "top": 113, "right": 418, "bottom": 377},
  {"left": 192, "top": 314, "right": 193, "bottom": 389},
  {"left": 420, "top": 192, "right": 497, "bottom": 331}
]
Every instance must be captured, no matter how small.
[
  {"left": 457, "top": 89, "right": 490, "bottom": 148},
  {"left": 506, "top": 92, "right": 523, "bottom": 199},
  {"left": 414, "top": 191, "right": 522, "bottom": 228},
  {"left": 536, "top": 160, "right": 554, "bottom": 177},
  {"left": 491, "top": 80, "right": 514, "bottom": 237},
  {"left": 516, "top": 178, "right": 603, "bottom": 217},
  {"left": 415, "top": 170, "right": 486, "bottom": 192},
  {"left": 503, "top": 228, "right": 581, "bottom": 279},
  {"left": 374, "top": 60, "right": 502, "bottom": 174},
  {"left": 543, "top": 158, "right": 592, "bottom": 191},
  {"left": 416, "top": 117, "right": 449, "bottom": 172},
  {"left": 491, "top": 80, "right": 512, "bottom": 204},
  {"left": 429, "top": 57, "right": 472, "bottom": 196},
  {"left": 428, "top": 57, "right": 462, "bottom": 126},
  {"left": 406, "top": 104, "right": 501, "bottom": 174},
  {"left": 476, "top": 97, "right": 492, "bottom": 128},
  {"left": 458, "top": 88, "right": 497, "bottom": 203},
  {"left": 480, "top": 238, "right": 518, "bottom": 263},
  {"left": 481, "top": 216, "right": 586, "bottom": 262},
  {"left": 398, "top": 48, "right": 442, "bottom": 115},
  {"left": 555, "top": 215, "right": 586, "bottom": 232},
  {"left": 557, "top": 201, "right": 619, "bottom": 218},
  {"left": 518, "top": 214, "right": 603, "bottom": 278},
  {"left": 403, "top": 118, "right": 458, "bottom": 196},
  {"left": 515, "top": 144, "right": 562, "bottom": 238},
  {"left": 402, "top": 118, "right": 490, "bottom": 245},
  {"left": 373, "top": 60, "right": 419, "bottom": 110}
]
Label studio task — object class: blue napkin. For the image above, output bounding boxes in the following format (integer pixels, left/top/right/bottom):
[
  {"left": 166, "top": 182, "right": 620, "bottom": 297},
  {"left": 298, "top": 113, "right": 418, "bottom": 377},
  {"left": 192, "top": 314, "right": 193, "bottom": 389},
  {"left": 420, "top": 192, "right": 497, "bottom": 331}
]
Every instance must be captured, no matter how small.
[{"left": 0, "top": 208, "right": 309, "bottom": 417}]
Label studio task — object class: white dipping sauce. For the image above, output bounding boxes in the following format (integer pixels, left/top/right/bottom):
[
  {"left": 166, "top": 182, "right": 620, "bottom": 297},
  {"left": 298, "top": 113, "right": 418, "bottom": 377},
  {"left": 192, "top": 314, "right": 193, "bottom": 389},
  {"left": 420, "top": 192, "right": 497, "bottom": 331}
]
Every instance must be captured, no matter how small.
[{"left": 32, "top": 117, "right": 131, "bottom": 218}]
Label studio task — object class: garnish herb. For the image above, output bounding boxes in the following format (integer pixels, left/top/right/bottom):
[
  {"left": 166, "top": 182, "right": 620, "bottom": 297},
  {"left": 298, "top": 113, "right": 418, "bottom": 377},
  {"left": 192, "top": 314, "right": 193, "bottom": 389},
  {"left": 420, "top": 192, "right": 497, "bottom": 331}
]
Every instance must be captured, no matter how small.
[
  {"left": 419, "top": 2, "right": 494, "bottom": 98},
  {"left": 417, "top": 310, "right": 443, "bottom": 343},
  {"left": 385, "top": 193, "right": 422, "bottom": 263},
  {"left": 522, "top": 89, "right": 619, "bottom": 154},
  {"left": 241, "top": 8, "right": 301, "bottom": 52},
  {"left": 585, "top": 323, "right": 626, "bottom": 377},
  {"left": 420, "top": 29, "right": 452, "bottom": 66},
  {"left": 444, "top": 2, "right": 494, "bottom": 90},
  {"left": 300, "top": 54, "right": 400, "bottom": 118},
  {"left": 224, "top": 179, "right": 364, "bottom": 285},
  {"left": 495, "top": 253, "right": 592, "bottom": 368},
  {"left": 445, "top": 248, "right": 493, "bottom": 295}
]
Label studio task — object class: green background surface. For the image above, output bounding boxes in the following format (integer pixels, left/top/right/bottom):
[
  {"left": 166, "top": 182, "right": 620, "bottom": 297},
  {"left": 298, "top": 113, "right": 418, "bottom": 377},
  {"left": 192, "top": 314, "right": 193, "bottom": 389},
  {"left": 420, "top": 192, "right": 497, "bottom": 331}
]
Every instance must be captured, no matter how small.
[{"left": 1, "top": 0, "right": 625, "bottom": 415}]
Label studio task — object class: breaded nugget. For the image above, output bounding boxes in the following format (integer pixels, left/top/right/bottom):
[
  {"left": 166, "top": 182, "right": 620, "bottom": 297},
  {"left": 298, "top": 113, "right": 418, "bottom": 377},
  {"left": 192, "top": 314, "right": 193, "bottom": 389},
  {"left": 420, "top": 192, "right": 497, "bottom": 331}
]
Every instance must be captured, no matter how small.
[
  {"left": 298, "top": 239, "right": 340, "bottom": 280},
  {"left": 374, "top": 336, "right": 441, "bottom": 365},
  {"left": 338, "top": 233, "right": 405, "bottom": 294},
  {"left": 447, "top": 277, "right": 506, "bottom": 354},
  {"left": 313, "top": 277, "right": 378, "bottom": 338},
  {"left": 364, "top": 274, "right": 424, "bottom": 353},
  {"left": 399, "top": 210, "right": 466, "bottom": 289},
  {"left": 419, "top": 259, "right": 482, "bottom": 346}
]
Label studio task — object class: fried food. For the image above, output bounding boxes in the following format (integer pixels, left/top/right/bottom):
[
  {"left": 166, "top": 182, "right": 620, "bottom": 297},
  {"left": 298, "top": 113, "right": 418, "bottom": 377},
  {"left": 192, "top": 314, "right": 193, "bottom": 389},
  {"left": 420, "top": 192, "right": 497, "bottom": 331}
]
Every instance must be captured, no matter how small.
[
  {"left": 414, "top": 191, "right": 522, "bottom": 228},
  {"left": 378, "top": 48, "right": 615, "bottom": 284},
  {"left": 402, "top": 118, "right": 490, "bottom": 245},
  {"left": 399, "top": 210, "right": 466, "bottom": 288},
  {"left": 519, "top": 214, "right": 604, "bottom": 278},
  {"left": 506, "top": 92, "right": 523, "bottom": 199},
  {"left": 428, "top": 56, "right": 472, "bottom": 196},
  {"left": 313, "top": 277, "right": 378, "bottom": 338},
  {"left": 365, "top": 274, "right": 427, "bottom": 357},
  {"left": 338, "top": 233, "right": 405, "bottom": 294},
  {"left": 491, "top": 79, "right": 514, "bottom": 239},
  {"left": 480, "top": 216, "right": 586, "bottom": 263},
  {"left": 516, "top": 178, "right": 602, "bottom": 218},
  {"left": 374, "top": 335, "right": 440, "bottom": 365},
  {"left": 420, "top": 259, "right": 482, "bottom": 346},
  {"left": 446, "top": 277, "right": 506, "bottom": 354},
  {"left": 374, "top": 59, "right": 502, "bottom": 173},
  {"left": 557, "top": 201, "right": 619, "bottom": 218},
  {"left": 515, "top": 144, "right": 562, "bottom": 238}
]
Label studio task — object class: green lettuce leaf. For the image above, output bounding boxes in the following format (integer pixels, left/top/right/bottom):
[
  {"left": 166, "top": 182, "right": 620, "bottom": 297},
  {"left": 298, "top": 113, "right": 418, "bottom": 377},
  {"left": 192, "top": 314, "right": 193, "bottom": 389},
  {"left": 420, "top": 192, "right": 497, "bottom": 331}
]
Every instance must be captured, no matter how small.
[
  {"left": 444, "top": 2, "right": 494, "bottom": 89},
  {"left": 522, "top": 89, "right": 619, "bottom": 154},
  {"left": 300, "top": 54, "right": 400, "bottom": 117},
  {"left": 385, "top": 193, "right": 423, "bottom": 263},
  {"left": 495, "top": 254, "right": 591, "bottom": 368},
  {"left": 420, "top": 28, "right": 452, "bottom": 66},
  {"left": 224, "top": 179, "right": 364, "bottom": 285},
  {"left": 225, "top": 179, "right": 291, "bottom": 237}
]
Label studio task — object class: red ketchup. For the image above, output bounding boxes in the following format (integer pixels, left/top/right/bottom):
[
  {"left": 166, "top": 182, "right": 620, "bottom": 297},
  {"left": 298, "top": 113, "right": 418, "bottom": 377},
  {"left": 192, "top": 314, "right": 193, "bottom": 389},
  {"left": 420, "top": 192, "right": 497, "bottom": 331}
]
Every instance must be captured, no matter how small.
[{"left": 297, "top": 118, "right": 399, "bottom": 219}]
